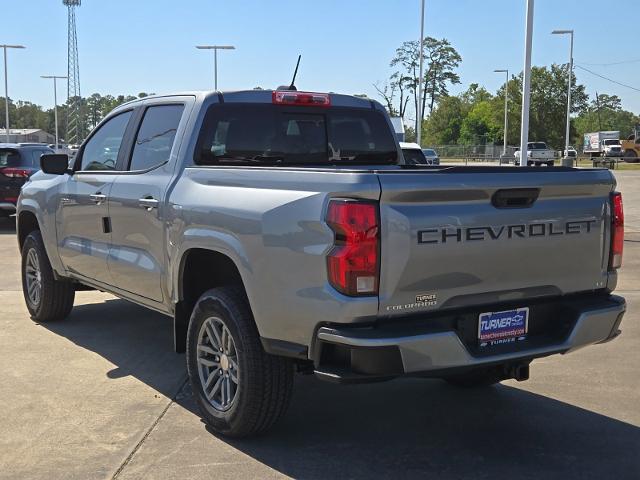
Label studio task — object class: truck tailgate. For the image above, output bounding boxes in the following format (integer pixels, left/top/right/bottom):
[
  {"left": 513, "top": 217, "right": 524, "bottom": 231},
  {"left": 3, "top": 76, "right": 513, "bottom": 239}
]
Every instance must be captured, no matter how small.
[{"left": 377, "top": 169, "right": 615, "bottom": 316}]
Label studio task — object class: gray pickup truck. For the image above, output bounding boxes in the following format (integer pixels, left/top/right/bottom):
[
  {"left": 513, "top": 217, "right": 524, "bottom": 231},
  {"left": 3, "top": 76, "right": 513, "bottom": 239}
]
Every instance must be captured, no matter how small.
[{"left": 17, "top": 89, "right": 626, "bottom": 437}]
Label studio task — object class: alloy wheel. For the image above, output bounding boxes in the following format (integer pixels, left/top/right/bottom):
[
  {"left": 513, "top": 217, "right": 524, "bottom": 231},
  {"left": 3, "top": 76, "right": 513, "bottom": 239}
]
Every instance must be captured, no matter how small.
[
  {"left": 25, "top": 248, "right": 42, "bottom": 307},
  {"left": 196, "top": 316, "right": 239, "bottom": 411}
]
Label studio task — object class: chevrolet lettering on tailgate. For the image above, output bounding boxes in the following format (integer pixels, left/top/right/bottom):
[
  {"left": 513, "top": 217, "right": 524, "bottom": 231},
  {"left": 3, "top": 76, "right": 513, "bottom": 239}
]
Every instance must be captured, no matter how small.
[{"left": 417, "top": 220, "right": 596, "bottom": 244}]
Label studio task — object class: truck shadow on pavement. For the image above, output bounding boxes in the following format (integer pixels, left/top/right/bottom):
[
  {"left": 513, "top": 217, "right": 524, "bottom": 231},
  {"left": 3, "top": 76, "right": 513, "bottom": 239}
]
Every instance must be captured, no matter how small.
[
  {"left": 193, "top": 377, "right": 640, "bottom": 479},
  {"left": 41, "top": 296, "right": 188, "bottom": 399},
  {"left": 42, "top": 297, "right": 640, "bottom": 480}
]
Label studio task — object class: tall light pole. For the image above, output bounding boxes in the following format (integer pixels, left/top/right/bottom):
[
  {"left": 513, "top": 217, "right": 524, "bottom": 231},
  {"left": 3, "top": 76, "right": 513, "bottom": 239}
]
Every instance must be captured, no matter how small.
[
  {"left": 519, "top": 0, "right": 535, "bottom": 167},
  {"left": 41, "top": 75, "right": 68, "bottom": 151},
  {"left": 494, "top": 69, "right": 509, "bottom": 159},
  {"left": 1, "top": 44, "right": 26, "bottom": 143},
  {"left": 416, "top": 0, "right": 425, "bottom": 146},
  {"left": 552, "top": 29, "right": 574, "bottom": 164},
  {"left": 195, "top": 45, "right": 236, "bottom": 90}
]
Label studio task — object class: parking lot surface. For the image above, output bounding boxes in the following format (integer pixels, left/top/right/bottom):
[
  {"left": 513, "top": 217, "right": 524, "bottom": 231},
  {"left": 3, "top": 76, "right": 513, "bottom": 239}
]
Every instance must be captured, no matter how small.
[{"left": 1, "top": 171, "right": 639, "bottom": 480}]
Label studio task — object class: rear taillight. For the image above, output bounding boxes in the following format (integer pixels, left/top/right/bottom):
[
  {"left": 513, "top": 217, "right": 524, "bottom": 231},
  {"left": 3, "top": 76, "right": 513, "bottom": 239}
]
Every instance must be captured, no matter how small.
[
  {"left": 610, "top": 191, "right": 624, "bottom": 270},
  {"left": 272, "top": 90, "right": 331, "bottom": 107},
  {"left": 326, "top": 199, "right": 379, "bottom": 296},
  {"left": 0, "top": 167, "right": 30, "bottom": 178}
]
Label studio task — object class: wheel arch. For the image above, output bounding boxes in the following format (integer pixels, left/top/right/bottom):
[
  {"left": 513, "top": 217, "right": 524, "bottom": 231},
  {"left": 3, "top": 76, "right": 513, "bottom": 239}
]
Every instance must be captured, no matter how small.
[
  {"left": 17, "top": 210, "right": 41, "bottom": 250},
  {"left": 178, "top": 247, "right": 246, "bottom": 306},
  {"left": 173, "top": 247, "right": 251, "bottom": 353}
]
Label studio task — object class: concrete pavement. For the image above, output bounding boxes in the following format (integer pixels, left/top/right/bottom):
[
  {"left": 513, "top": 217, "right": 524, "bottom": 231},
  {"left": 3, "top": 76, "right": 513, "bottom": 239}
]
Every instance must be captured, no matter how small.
[{"left": 0, "top": 171, "right": 639, "bottom": 479}]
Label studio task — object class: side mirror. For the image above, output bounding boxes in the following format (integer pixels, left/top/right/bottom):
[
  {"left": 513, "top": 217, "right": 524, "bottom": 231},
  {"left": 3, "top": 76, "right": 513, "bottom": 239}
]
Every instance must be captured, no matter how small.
[{"left": 40, "top": 154, "right": 70, "bottom": 175}]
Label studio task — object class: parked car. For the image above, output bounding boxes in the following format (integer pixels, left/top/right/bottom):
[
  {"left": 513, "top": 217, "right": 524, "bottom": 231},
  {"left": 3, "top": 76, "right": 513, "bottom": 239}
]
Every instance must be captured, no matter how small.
[
  {"left": 17, "top": 89, "right": 626, "bottom": 437},
  {"left": 0, "top": 143, "right": 53, "bottom": 217},
  {"left": 422, "top": 148, "right": 440, "bottom": 165},
  {"left": 400, "top": 142, "right": 430, "bottom": 165},
  {"left": 514, "top": 142, "right": 556, "bottom": 166}
]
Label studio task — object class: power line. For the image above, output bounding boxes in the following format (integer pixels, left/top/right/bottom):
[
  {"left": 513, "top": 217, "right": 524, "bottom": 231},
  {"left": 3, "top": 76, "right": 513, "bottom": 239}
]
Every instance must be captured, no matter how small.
[
  {"left": 575, "top": 64, "right": 640, "bottom": 93},
  {"left": 577, "top": 58, "right": 640, "bottom": 66}
]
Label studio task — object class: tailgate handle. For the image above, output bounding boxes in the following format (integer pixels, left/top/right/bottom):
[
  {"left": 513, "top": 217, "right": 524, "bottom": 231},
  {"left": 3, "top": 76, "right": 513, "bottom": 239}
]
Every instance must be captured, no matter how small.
[{"left": 491, "top": 188, "right": 540, "bottom": 209}]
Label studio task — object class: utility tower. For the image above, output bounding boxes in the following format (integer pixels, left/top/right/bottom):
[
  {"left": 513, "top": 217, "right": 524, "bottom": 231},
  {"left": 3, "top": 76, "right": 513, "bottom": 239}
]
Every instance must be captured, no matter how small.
[{"left": 64, "top": 0, "right": 82, "bottom": 144}]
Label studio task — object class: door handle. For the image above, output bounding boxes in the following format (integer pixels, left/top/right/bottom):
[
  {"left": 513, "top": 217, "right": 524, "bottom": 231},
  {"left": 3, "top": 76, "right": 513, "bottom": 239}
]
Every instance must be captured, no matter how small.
[
  {"left": 138, "top": 197, "right": 159, "bottom": 210},
  {"left": 89, "top": 193, "right": 107, "bottom": 205}
]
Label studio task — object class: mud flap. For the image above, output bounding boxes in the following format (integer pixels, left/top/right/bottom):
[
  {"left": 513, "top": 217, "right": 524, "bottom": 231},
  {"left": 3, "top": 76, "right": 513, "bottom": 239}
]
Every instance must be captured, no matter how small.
[{"left": 174, "top": 301, "right": 189, "bottom": 353}]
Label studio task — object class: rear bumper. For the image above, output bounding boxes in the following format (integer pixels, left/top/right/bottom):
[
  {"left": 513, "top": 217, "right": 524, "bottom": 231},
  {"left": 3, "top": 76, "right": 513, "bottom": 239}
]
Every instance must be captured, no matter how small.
[
  {"left": 313, "top": 294, "right": 625, "bottom": 383},
  {"left": 527, "top": 159, "right": 555, "bottom": 164}
]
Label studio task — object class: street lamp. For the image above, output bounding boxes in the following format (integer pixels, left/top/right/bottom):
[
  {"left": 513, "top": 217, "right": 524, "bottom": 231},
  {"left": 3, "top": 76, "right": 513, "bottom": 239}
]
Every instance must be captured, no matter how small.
[
  {"left": 494, "top": 69, "right": 509, "bottom": 160},
  {"left": 1, "top": 44, "right": 26, "bottom": 143},
  {"left": 41, "top": 75, "right": 68, "bottom": 151},
  {"left": 195, "top": 45, "right": 236, "bottom": 91},
  {"left": 552, "top": 29, "right": 574, "bottom": 165},
  {"left": 519, "top": 0, "right": 534, "bottom": 167},
  {"left": 417, "top": 0, "right": 425, "bottom": 146}
]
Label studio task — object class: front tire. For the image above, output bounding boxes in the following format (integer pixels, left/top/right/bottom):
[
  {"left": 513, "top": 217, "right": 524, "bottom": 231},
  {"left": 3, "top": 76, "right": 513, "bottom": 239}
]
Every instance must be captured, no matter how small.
[
  {"left": 624, "top": 150, "right": 638, "bottom": 163},
  {"left": 21, "top": 230, "right": 75, "bottom": 322},
  {"left": 186, "top": 287, "right": 294, "bottom": 437}
]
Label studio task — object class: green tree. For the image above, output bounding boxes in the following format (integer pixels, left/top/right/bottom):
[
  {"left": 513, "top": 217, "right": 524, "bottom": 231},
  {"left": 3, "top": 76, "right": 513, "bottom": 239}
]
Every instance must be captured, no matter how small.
[
  {"left": 421, "top": 96, "right": 468, "bottom": 145},
  {"left": 388, "top": 37, "right": 461, "bottom": 133},
  {"left": 459, "top": 100, "right": 502, "bottom": 145},
  {"left": 574, "top": 94, "right": 639, "bottom": 142},
  {"left": 492, "top": 65, "right": 588, "bottom": 149}
]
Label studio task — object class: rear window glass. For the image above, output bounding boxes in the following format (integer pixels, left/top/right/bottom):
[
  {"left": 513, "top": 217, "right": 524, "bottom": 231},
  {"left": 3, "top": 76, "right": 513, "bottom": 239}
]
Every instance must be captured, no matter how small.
[
  {"left": 195, "top": 104, "right": 397, "bottom": 166},
  {"left": 0, "top": 149, "right": 25, "bottom": 167},
  {"left": 423, "top": 149, "right": 436, "bottom": 156},
  {"left": 30, "top": 149, "right": 51, "bottom": 166},
  {"left": 402, "top": 148, "right": 427, "bottom": 165},
  {"left": 529, "top": 142, "right": 547, "bottom": 150}
]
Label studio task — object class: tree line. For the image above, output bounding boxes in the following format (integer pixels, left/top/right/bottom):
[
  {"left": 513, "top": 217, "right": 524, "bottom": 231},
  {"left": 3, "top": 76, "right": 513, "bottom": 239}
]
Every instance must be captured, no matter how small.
[
  {"left": 376, "top": 37, "right": 640, "bottom": 149},
  {"left": 0, "top": 92, "right": 153, "bottom": 143}
]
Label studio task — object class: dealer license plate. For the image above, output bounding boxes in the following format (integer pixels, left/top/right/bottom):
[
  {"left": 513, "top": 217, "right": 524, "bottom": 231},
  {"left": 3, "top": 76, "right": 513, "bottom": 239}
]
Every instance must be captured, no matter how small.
[{"left": 478, "top": 307, "right": 529, "bottom": 347}]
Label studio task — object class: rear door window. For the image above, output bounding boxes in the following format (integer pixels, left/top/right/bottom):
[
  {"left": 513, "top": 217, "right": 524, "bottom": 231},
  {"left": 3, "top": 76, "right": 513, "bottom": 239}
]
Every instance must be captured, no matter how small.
[
  {"left": 196, "top": 104, "right": 397, "bottom": 166},
  {"left": 129, "top": 104, "right": 184, "bottom": 171}
]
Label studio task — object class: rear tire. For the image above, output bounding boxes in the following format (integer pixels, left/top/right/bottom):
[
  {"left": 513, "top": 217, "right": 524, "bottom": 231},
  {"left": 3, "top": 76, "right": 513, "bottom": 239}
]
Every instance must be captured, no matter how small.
[
  {"left": 186, "top": 287, "right": 294, "bottom": 437},
  {"left": 21, "top": 230, "right": 75, "bottom": 323}
]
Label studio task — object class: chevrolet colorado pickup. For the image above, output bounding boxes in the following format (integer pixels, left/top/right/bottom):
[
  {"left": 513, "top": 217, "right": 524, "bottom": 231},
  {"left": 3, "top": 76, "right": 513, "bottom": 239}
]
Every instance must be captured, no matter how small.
[{"left": 17, "top": 90, "right": 626, "bottom": 437}]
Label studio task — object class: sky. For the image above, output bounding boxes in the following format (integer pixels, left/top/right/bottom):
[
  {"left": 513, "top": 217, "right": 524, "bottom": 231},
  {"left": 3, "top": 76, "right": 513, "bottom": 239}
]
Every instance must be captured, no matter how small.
[{"left": 4, "top": 0, "right": 640, "bottom": 116}]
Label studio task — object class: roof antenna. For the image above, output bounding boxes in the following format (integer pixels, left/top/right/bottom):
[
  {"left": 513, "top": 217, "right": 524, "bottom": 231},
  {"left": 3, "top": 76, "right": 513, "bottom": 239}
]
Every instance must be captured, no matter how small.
[
  {"left": 288, "top": 55, "right": 301, "bottom": 91},
  {"left": 277, "top": 55, "right": 301, "bottom": 91}
]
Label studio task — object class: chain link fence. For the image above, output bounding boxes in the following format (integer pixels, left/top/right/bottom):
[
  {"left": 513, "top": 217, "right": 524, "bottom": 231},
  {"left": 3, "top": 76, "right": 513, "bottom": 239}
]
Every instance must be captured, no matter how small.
[{"left": 431, "top": 144, "right": 520, "bottom": 160}]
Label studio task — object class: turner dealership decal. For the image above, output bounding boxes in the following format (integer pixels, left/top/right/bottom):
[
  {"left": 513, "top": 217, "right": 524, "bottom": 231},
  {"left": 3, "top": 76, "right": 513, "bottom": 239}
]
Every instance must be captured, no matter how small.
[
  {"left": 418, "top": 220, "right": 596, "bottom": 245},
  {"left": 386, "top": 293, "right": 437, "bottom": 312}
]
